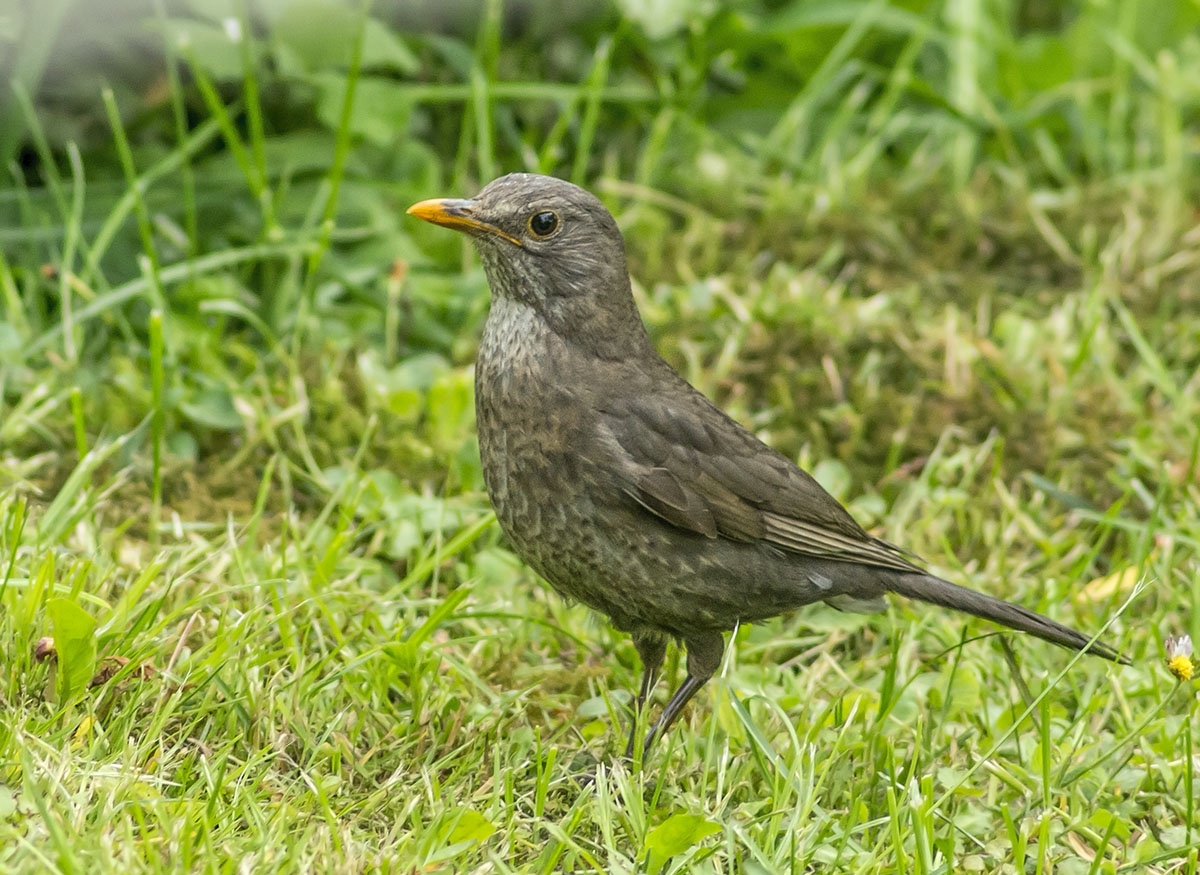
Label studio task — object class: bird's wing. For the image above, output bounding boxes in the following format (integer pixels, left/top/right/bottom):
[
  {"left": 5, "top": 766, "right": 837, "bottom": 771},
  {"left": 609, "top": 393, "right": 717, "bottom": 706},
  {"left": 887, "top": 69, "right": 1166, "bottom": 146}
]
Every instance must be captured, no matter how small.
[{"left": 598, "top": 386, "right": 921, "bottom": 574}]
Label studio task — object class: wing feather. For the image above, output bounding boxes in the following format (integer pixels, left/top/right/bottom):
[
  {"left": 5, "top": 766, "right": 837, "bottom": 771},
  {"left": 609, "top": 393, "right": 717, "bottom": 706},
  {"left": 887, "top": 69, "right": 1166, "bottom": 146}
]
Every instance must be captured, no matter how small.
[{"left": 600, "top": 386, "right": 922, "bottom": 573}]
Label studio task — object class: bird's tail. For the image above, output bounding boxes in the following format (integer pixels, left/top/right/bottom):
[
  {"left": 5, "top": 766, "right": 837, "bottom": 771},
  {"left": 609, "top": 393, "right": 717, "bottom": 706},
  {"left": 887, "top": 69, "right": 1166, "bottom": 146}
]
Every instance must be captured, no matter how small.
[{"left": 886, "top": 573, "right": 1128, "bottom": 664}]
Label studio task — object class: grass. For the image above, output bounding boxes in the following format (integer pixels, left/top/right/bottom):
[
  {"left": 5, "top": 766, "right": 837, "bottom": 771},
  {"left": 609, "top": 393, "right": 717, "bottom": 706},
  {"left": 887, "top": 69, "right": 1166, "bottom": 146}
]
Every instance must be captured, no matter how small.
[{"left": 1, "top": 0, "right": 1199, "bottom": 871}]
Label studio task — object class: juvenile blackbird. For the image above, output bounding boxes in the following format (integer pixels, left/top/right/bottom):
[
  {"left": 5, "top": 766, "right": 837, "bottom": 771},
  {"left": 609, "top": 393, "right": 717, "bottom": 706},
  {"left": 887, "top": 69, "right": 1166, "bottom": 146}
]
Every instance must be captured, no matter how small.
[{"left": 408, "top": 173, "right": 1126, "bottom": 756}]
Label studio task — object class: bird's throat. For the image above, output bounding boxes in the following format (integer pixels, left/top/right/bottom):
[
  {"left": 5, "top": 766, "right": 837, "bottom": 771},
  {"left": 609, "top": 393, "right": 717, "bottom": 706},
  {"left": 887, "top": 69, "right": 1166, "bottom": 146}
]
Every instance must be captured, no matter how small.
[{"left": 476, "top": 297, "right": 556, "bottom": 399}]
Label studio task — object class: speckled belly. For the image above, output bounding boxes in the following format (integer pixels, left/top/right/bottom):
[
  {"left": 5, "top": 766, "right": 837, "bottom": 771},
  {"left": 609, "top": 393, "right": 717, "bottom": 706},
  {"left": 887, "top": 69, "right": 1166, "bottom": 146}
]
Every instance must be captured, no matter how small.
[
  {"left": 477, "top": 411, "right": 622, "bottom": 614},
  {"left": 477, "top": 410, "right": 776, "bottom": 634}
]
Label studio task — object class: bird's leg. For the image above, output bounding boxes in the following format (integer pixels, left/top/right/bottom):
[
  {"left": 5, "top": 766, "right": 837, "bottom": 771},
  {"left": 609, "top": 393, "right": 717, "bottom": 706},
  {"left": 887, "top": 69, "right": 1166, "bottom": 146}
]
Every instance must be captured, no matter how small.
[
  {"left": 642, "top": 630, "right": 724, "bottom": 754},
  {"left": 624, "top": 632, "right": 667, "bottom": 759}
]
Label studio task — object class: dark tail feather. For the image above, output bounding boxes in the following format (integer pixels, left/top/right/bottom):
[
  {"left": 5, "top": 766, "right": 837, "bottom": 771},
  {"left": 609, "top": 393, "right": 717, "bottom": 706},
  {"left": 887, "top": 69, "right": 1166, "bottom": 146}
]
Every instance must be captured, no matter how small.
[{"left": 887, "top": 573, "right": 1129, "bottom": 665}]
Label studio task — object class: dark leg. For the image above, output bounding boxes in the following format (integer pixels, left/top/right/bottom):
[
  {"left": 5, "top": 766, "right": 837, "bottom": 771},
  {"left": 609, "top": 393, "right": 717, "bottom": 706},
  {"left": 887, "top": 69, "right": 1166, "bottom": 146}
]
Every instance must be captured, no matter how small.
[
  {"left": 624, "top": 632, "right": 668, "bottom": 759},
  {"left": 642, "top": 630, "right": 724, "bottom": 755}
]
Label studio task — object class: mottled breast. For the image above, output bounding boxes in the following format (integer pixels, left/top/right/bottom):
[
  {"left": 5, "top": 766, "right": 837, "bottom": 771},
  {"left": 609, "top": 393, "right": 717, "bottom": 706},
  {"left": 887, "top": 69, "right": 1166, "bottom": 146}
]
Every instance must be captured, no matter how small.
[{"left": 474, "top": 298, "right": 619, "bottom": 612}]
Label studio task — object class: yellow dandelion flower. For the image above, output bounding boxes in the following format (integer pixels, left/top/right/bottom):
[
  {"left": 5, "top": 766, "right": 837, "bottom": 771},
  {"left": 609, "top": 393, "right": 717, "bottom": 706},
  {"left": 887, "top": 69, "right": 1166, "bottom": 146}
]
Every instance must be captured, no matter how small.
[{"left": 1164, "top": 634, "right": 1194, "bottom": 682}]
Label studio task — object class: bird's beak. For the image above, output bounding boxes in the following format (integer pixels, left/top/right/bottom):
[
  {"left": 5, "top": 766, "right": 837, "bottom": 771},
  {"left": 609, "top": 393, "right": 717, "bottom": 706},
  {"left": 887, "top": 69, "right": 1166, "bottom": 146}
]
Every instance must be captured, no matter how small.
[{"left": 406, "top": 198, "right": 523, "bottom": 246}]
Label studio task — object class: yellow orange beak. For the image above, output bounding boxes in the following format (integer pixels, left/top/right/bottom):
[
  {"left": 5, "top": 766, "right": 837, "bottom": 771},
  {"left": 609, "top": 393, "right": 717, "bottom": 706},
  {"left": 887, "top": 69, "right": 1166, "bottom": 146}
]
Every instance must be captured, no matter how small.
[{"left": 406, "top": 198, "right": 522, "bottom": 246}]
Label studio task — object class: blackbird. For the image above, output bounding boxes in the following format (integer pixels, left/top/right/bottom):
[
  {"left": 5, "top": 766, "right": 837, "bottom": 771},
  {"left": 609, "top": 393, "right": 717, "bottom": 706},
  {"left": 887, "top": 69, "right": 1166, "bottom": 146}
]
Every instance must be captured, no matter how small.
[{"left": 408, "top": 173, "right": 1126, "bottom": 756}]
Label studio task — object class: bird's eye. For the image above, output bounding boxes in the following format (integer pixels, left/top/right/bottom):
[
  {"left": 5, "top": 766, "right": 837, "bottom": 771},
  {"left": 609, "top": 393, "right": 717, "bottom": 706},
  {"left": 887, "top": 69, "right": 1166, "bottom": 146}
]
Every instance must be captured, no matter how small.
[{"left": 528, "top": 210, "right": 560, "bottom": 238}]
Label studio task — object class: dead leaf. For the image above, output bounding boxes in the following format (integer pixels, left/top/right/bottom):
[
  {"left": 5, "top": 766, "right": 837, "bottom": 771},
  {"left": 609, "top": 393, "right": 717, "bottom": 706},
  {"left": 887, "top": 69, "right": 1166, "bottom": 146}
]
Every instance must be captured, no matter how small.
[
  {"left": 1074, "top": 555, "right": 1153, "bottom": 605},
  {"left": 90, "top": 656, "right": 157, "bottom": 688}
]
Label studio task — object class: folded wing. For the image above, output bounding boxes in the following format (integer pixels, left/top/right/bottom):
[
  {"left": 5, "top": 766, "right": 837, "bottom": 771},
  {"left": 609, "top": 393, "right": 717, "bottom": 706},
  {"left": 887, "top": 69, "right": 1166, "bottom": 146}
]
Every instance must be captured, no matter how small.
[{"left": 600, "top": 387, "right": 920, "bottom": 574}]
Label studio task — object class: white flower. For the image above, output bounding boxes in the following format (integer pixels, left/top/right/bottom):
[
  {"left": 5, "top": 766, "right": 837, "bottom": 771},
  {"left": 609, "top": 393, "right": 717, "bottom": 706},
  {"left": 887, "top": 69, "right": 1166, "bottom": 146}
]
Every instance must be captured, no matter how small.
[{"left": 1165, "top": 634, "right": 1194, "bottom": 682}]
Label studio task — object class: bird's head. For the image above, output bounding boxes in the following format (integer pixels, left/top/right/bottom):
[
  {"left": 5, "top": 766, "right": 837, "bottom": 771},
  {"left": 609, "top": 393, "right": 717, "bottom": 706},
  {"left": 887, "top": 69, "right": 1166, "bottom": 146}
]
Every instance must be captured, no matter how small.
[{"left": 408, "top": 173, "right": 649, "bottom": 358}]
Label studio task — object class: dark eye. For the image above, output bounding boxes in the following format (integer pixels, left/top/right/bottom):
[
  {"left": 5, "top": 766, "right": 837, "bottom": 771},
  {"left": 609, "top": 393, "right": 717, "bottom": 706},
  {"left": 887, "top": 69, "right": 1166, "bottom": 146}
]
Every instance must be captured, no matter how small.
[{"left": 528, "top": 210, "right": 559, "bottom": 238}]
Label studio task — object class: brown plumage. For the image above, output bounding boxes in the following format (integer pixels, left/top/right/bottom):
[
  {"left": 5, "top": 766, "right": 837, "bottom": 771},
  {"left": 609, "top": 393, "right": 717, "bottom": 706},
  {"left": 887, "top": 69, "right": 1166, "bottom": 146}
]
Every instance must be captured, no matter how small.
[{"left": 408, "top": 173, "right": 1126, "bottom": 757}]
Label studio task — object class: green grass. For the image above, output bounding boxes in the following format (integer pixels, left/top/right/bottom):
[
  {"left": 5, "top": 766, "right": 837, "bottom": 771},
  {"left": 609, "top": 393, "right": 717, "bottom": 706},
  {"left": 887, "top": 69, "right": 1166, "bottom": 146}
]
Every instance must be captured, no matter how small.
[{"left": 2, "top": 1, "right": 1199, "bottom": 871}]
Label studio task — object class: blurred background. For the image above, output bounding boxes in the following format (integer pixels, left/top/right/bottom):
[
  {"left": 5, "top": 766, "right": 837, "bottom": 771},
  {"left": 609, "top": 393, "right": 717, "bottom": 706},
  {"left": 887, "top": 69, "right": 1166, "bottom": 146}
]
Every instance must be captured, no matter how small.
[{"left": 1, "top": 0, "right": 1199, "bottom": 871}]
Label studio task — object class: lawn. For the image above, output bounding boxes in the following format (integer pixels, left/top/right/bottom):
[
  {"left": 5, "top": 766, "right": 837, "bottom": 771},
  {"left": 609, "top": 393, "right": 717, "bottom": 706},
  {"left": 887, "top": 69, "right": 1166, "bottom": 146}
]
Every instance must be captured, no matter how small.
[{"left": 1, "top": 1, "right": 1198, "bottom": 872}]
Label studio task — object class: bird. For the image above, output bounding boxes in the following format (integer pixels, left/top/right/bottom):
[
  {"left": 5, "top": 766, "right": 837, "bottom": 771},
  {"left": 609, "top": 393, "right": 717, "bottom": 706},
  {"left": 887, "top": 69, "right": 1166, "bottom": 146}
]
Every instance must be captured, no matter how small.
[{"left": 407, "top": 173, "right": 1127, "bottom": 758}]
